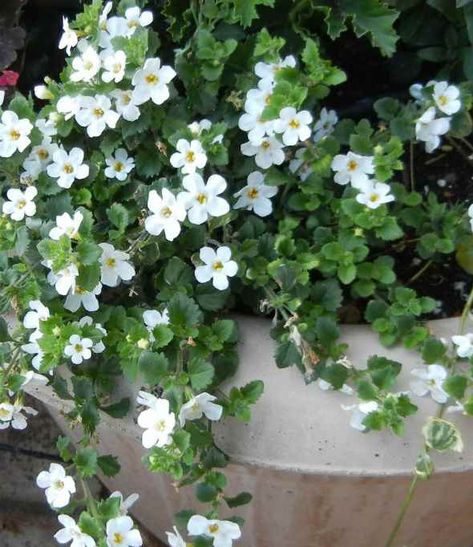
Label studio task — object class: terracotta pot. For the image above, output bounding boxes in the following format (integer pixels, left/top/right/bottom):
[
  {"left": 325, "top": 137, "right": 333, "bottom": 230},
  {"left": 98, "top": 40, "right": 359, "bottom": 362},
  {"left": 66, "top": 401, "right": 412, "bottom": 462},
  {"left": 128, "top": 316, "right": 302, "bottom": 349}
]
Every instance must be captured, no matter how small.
[{"left": 25, "top": 316, "right": 473, "bottom": 547}]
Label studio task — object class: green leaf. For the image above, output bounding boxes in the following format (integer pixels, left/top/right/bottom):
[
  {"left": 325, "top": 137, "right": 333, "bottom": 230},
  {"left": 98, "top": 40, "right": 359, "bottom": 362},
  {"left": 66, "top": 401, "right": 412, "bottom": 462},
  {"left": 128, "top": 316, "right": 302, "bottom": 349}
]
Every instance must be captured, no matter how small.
[
  {"left": 423, "top": 418, "right": 463, "bottom": 453},
  {"left": 356, "top": 379, "right": 379, "bottom": 400},
  {"left": 168, "top": 294, "right": 203, "bottom": 337},
  {"left": 195, "top": 284, "right": 230, "bottom": 311},
  {"left": 107, "top": 203, "right": 130, "bottom": 233},
  {"left": 188, "top": 357, "right": 214, "bottom": 390},
  {"left": 224, "top": 491, "right": 253, "bottom": 507},
  {"left": 139, "top": 351, "right": 169, "bottom": 385},
  {"left": 367, "top": 355, "right": 401, "bottom": 390},
  {"left": 77, "top": 240, "right": 102, "bottom": 266},
  {"left": 421, "top": 337, "right": 446, "bottom": 364},
  {"left": 415, "top": 452, "right": 434, "bottom": 479},
  {"left": 275, "top": 341, "right": 301, "bottom": 368},
  {"left": 443, "top": 375, "right": 467, "bottom": 400},
  {"left": 78, "top": 512, "right": 102, "bottom": 538},
  {"left": 196, "top": 482, "right": 218, "bottom": 502},
  {"left": 0, "top": 317, "right": 10, "bottom": 342},
  {"left": 56, "top": 436, "right": 73, "bottom": 462},
  {"left": 97, "top": 455, "right": 121, "bottom": 477},
  {"left": 228, "top": 0, "right": 275, "bottom": 27},
  {"left": 74, "top": 447, "right": 98, "bottom": 478},
  {"left": 102, "top": 397, "right": 130, "bottom": 418},
  {"left": 315, "top": 316, "right": 340, "bottom": 347}
]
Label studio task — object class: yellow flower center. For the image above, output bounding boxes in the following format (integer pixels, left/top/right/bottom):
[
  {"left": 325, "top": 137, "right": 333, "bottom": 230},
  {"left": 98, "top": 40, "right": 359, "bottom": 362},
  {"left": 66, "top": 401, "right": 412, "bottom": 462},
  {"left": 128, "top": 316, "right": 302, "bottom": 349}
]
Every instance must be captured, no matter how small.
[
  {"left": 75, "top": 286, "right": 86, "bottom": 294},
  {"left": 93, "top": 107, "right": 104, "bottom": 118},
  {"left": 208, "top": 524, "right": 220, "bottom": 534},
  {"left": 156, "top": 419, "right": 166, "bottom": 431},
  {"left": 128, "top": 20, "right": 139, "bottom": 29},
  {"left": 113, "top": 63, "right": 122, "bottom": 73},
  {"left": 37, "top": 149, "right": 49, "bottom": 160},
  {"left": 145, "top": 73, "right": 158, "bottom": 85},
  {"left": 74, "top": 344, "right": 83, "bottom": 353},
  {"left": 185, "top": 150, "right": 196, "bottom": 163},
  {"left": 122, "top": 93, "right": 131, "bottom": 105},
  {"left": 114, "top": 161, "right": 124, "bottom": 172},
  {"left": 106, "top": 257, "right": 116, "bottom": 267},
  {"left": 289, "top": 119, "right": 300, "bottom": 129},
  {"left": 17, "top": 199, "right": 27, "bottom": 209},
  {"left": 438, "top": 95, "right": 448, "bottom": 106},
  {"left": 9, "top": 129, "right": 20, "bottom": 141},
  {"left": 347, "top": 160, "right": 358, "bottom": 171},
  {"left": 84, "top": 61, "right": 94, "bottom": 70},
  {"left": 54, "top": 480, "right": 65, "bottom": 489},
  {"left": 0, "top": 408, "right": 10, "bottom": 418},
  {"left": 212, "top": 260, "right": 224, "bottom": 272},
  {"left": 161, "top": 206, "right": 172, "bottom": 218},
  {"left": 264, "top": 95, "right": 271, "bottom": 105},
  {"left": 247, "top": 187, "right": 259, "bottom": 200},
  {"left": 196, "top": 193, "right": 207, "bottom": 204},
  {"left": 63, "top": 163, "right": 74, "bottom": 174},
  {"left": 261, "top": 141, "right": 271, "bottom": 151},
  {"left": 369, "top": 194, "right": 380, "bottom": 203},
  {"left": 113, "top": 532, "right": 124, "bottom": 544}
]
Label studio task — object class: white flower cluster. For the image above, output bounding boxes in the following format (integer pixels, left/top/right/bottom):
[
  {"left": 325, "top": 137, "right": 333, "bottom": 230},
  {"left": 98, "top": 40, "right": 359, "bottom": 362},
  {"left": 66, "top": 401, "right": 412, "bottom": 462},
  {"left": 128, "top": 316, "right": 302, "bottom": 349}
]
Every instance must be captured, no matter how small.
[{"left": 166, "top": 515, "right": 241, "bottom": 547}]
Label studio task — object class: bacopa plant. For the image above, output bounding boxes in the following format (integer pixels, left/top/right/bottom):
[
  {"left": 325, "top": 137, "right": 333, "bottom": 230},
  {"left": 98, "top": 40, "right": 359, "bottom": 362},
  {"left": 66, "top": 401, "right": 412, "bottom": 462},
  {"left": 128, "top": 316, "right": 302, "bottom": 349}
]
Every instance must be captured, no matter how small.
[{"left": 1, "top": 0, "right": 473, "bottom": 545}]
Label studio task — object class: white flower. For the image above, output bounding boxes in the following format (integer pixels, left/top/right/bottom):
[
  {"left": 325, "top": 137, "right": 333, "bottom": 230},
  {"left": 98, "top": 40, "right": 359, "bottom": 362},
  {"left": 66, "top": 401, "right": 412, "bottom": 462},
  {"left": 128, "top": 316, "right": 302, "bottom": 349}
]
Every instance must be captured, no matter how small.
[
  {"left": 145, "top": 188, "right": 187, "bottom": 241},
  {"left": 56, "top": 96, "right": 81, "bottom": 121},
  {"left": 58, "top": 17, "right": 78, "bottom": 56},
  {"left": 105, "top": 148, "right": 135, "bottom": 181},
  {"left": 0, "top": 401, "right": 38, "bottom": 430},
  {"left": 22, "top": 330, "right": 44, "bottom": 371},
  {"left": 433, "top": 81, "right": 461, "bottom": 116},
  {"left": 64, "top": 284, "right": 102, "bottom": 313},
  {"left": 166, "top": 526, "right": 186, "bottom": 547},
  {"left": 254, "top": 55, "right": 296, "bottom": 85},
  {"left": 313, "top": 107, "right": 338, "bottom": 142},
  {"left": 79, "top": 316, "right": 106, "bottom": 353},
  {"left": 75, "top": 95, "right": 119, "bottom": 138},
  {"left": 469, "top": 204, "right": 473, "bottom": 232},
  {"left": 289, "top": 148, "right": 312, "bottom": 182},
  {"left": 143, "top": 309, "right": 169, "bottom": 333},
  {"left": 331, "top": 151, "right": 374, "bottom": 187},
  {"left": 109, "top": 491, "right": 140, "bottom": 516},
  {"left": 47, "top": 264, "right": 79, "bottom": 296},
  {"left": 2, "top": 186, "right": 37, "bottom": 221},
  {"left": 195, "top": 246, "right": 238, "bottom": 291},
  {"left": 106, "top": 516, "right": 142, "bottom": 547},
  {"left": 36, "top": 463, "right": 76, "bottom": 509},
  {"left": 273, "top": 107, "right": 312, "bottom": 145},
  {"left": 179, "top": 392, "right": 223, "bottom": 427},
  {"left": 111, "top": 89, "right": 141, "bottom": 122},
  {"left": 36, "top": 116, "right": 58, "bottom": 137},
  {"left": 170, "top": 139, "right": 207, "bottom": 174},
  {"left": 177, "top": 174, "right": 229, "bottom": 225},
  {"left": 99, "top": 16, "right": 129, "bottom": 50},
  {"left": 49, "top": 211, "right": 83, "bottom": 240},
  {"left": 47, "top": 147, "right": 89, "bottom": 189},
  {"left": 23, "top": 138, "right": 59, "bottom": 178},
  {"left": 244, "top": 82, "right": 274, "bottom": 114},
  {"left": 241, "top": 137, "right": 285, "bottom": 169},
  {"left": 132, "top": 58, "right": 176, "bottom": 106},
  {"left": 233, "top": 170, "right": 277, "bottom": 217},
  {"left": 136, "top": 390, "right": 161, "bottom": 409},
  {"left": 452, "top": 333, "right": 473, "bottom": 358},
  {"left": 409, "top": 83, "right": 423, "bottom": 101},
  {"left": 188, "top": 119, "right": 212, "bottom": 136},
  {"left": 342, "top": 401, "right": 379, "bottom": 431},
  {"left": 410, "top": 364, "right": 448, "bottom": 403},
  {"left": 0, "top": 90, "right": 4, "bottom": 106},
  {"left": 124, "top": 6, "right": 153, "bottom": 33},
  {"left": 23, "top": 300, "right": 50, "bottom": 330},
  {"left": 99, "top": 243, "right": 135, "bottom": 287},
  {"left": 71, "top": 45, "right": 101, "bottom": 82},
  {"left": 355, "top": 180, "right": 395, "bottom": 209},
  {"left": 415, "top": 107, "right": 451, "bottom": 153},
  {"left": 64, "top": 335, "right": 93, "bottom": 365},
  {"left": 54, "top": 514, "right": 96, "bottom": 547},
  {"left": 34, "top": 84, "right": 54, "bottom": 101},
  {"left": 187, "top": 515, "right": 241, "bottom": 547},
  {"left": 137, "top": 397, "right": 175, "bottom": 448},
  {"left": 102, "top": 50, "right": 127, "bottom": 83},
  {"left": 0, "top": 111, "right": 33, "bottom": 157}
]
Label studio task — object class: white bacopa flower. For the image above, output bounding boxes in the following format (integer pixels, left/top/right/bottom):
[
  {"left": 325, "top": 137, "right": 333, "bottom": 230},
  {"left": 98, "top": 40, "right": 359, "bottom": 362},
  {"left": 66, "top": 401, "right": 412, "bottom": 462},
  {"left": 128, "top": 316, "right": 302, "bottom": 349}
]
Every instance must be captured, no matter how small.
[
  {"left": 22, "top": 330, "right": 44, "bottom": 371},
  {"left": 136, "top": 390, "right": 161, "bottom": 409},
  {"left": 187, "top": 515, "right": 241, "bottom": 547},
  {"left": 99, "top": 243, "right": 135, "bottom": 287},
  {"left": 102, "top": 50, "right": 127, "bottom": 83},
  {"left": 56, "top": 95, "right": 81, "bottom": 121},
  {"left": 179, "top": 392, "right": 223, "bottom": 427},
  {"left": 195, "top": 246, "right": 238, "bottom": 291},
  {"left": 289, "top": 148, "right": 312, "bottom": 182},
  {"left": 468, "top": 204, "right": 473, "bottom": 232},
  {"left": 137, "top": 397, "right": 176, "bottom": 448},
  {"left": 273, "top": 107, "right": 313, "bottom": 146},
  {"left": 452, "top": 333, "right": 473, "bottom": 358},
  {"left": 355, "top": 180, "right": 395, "bottom": 209},
  {"left": 23, "top": 138, "right": 59, "bottom": 179},
  {"left": 166, "top": 526, "right": 186, "bottom": 547},
  {"left": 132, "top": 57, "right": 176, "bottom": 106},
  {"left": 313, "top": 107, "right": 338, "bottom": 142},
  {"left": 233, "top": 170, "right": 277, "bottom": 217},
  {"left": 105, "top": 148, "right": 135, "bottom": 181},
  {"left": 58, "top": 17, "right": 78, "bottom": 56},
  {"left": 433, "top": 81, "right": 461, "bottom": 116},
  {"left": 415, "top": 107, "right": 451, "bottom": 153},
  {"left": 170, "top": 139, "right": 207, "bottom": 174},
  {"left": 188, "top": 118, "right": 212, "bottom": 136},
  {"left": 410, "top": 364, "right": 448, "bottom": 404},
  {"left": 0, "top": 401, "right": 38, "bottom": 430},
  {"left": 241, "top": 136, "right": 285, "bottom": 169},
  {"left": 49, "top": 210, "right": 83, "bottom": 241},
  {"left": 36, "top": 463, "right": 76, "bottom": 509},
  {"left": 177, "top": 173, "right": 229, "bottom": 225},
  {"left": 109, "top": 491, "right": 140, "bottom": 516},
  {"left": 64, "top": 334, "right": 93, "bottom": 365},
  {"left": 34, "top": 84, "right": 54, "bottom": 101},
  {"left": 342, "top": 401, "right": 379, "bottom": 432},
  {"left": 409, "top": 83, "right": 423, "bottom": 101},
  {"left": 2, "top": 186, "right": 37, "bottom": 221},
  {"left": 99, "top": 16, "right": 129, "bottom": 51},
  {"left": 54, "top": 514, "right": 96, "bottom": 547},
  {"left": 47, "top": 263, "right": 79, "bottom": 296},
  {"left": 331, "top": 151, "right": 375, "bottom": 187},
  {"left": 238, "top": 109, "right": 274, "bottom": 145},
  {"left": 47, "top": 147, "right": 89, "bottom": 189},
  {"left": 23, "top": 300, "right": 50, "bottom": 330},
  {"left": 124, "top": 6, "right": 153, "bottom": 33},
  {"left": 71, "top": 45, "right": 101, "bottom": 82},
  {"left": 0, "top": 90, "right": 4, "bottom": 106},
  {"left": 64, "top": 283, "right": 102, "bottom": 313},
  {"left": 143, "top": 309, "right": 169, "bottom": 334},
  {"left": 0, "top": 111, "right": 33, "bottom": 157},
  {"left": 254, "top": 55, "right": 296, "bottom": 85},
  {"left": 106, "top": 516, "right": 142, "bottom": 547},
  {"left": 78, "top": 316, "right": 107, "bottom": 354},
  {"left": 75, "top": 95, "right": 119, "bottom": 138},
  {"left": 145, "top": 188, "right": 187, "bottom": 241},
  {"left": 110, "top": 89, "right": 141, "bottom": 122},
  {"left": 36, "top": 115, "right": 58, "bottom": 137},
  {"left": 244, "top": 82, "right": 274, "bottom": 113}
]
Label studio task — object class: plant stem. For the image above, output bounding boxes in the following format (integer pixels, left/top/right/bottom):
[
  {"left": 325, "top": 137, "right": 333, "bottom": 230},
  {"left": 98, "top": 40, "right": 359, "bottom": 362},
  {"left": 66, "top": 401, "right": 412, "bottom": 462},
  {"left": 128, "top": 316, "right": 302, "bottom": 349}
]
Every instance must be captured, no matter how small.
[
  {"left": 460, "top": 284, "right": 473, "bottom": 334},
  {"left": 407, "top": 259, "right": 432, "bottom": 284},
  {"left": 384, "top": 474, "right": 419, "bottom": 547}
]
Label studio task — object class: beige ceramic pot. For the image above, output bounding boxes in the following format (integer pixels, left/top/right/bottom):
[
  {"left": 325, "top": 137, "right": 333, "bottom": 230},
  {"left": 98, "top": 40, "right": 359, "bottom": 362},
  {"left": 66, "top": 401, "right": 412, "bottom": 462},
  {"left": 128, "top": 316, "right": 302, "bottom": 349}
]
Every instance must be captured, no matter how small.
[{"left": 25, "top": 316, "right": 473, "bottom": 547}]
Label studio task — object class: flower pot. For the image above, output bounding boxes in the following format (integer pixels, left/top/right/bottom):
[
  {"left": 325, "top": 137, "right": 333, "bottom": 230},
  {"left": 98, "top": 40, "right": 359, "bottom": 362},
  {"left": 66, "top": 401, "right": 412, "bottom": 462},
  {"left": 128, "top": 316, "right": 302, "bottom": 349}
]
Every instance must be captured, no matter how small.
[{"left": 25, "top": 315, "right": 473, "bottom": 547}]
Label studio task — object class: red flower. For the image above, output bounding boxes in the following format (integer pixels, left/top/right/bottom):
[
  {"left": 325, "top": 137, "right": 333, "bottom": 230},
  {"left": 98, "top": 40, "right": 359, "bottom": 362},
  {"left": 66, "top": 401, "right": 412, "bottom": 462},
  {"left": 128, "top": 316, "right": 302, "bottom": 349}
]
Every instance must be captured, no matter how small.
[{"left": 0, "top": 70, "right": 20, "bottom": 87}]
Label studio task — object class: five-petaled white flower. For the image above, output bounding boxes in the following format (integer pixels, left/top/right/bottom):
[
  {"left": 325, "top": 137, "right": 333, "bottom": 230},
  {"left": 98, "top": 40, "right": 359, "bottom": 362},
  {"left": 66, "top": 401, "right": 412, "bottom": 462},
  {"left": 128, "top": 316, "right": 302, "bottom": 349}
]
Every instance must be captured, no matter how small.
[
  {"left": 170, "top": 139, "right": 207, "bottom": 174},
  {"left": 36, "top": 463, "right": 76, "bottom": 509},
  {"left": 105, "top": 148, "right": 135, "bottom": 181},
  {"left": 355, "top": 180, "right": 395, "bottom": 209},
  {"left": 195, "top": 246, "right": 238, "bottom": 291},
  {"left": 56, "top": 95, "right": 82, "bottom": 121},
  {"left": 23, "top": 138, "right": 59, "bottom": 179},
  {"left": 145, "top": 188, "right": 187, "bottom": 241},
  {"left": 49, "top": 210, "right": 83, "bottom": 240},
  {"left": 166, "top": 526, "right": 186, "bottom": 547},
  {"left": 313, "top": 107, "right": 338, "bottom": 142},
  {"left": 0, "top": 401, "right": 38, "bottom": 430},
  {"left": 71, "top": 45, "right": 101, "bottom": 82},
  {"left": 132, "top": 57, "right": 176, "bottom": 106},
  {"left": 99, "top": 243, "right": 136, "bottom": 287},
  {"left": 64, "top": 334, "right": 93, "bottom": 365},
  {"left": 342, "top": 401, "right": 379, "bottom": 432},
  {"left": 241, "top": 137, "right": 285, "bottom": 169},
  {"left": 415, "top": 107, "right": 451, "bottom": 153},
  {"left": 179, "top": 392, "right": 223, "bottom": 427},
  {"left": 109, "top": 491, "right": 140, "bottom": 516},
  {"left": 75, "top": 95, "right": 119, "bottom": 138},
  {"left": 143, "top": 309, "right": 169, "bottom": 336},
  {"left": 274, "top": 107, "right": 312, "bottom": 146},
  {"left": 23, "top": 300, "right": 50, "bottom": 330},
  {"left": 111, "top": 89, "right": 141, "bottom": 122},
  {"left": 254, "top": 55, "right": 296, "bottom": 86},
  {"left": 178, "top": 173, "right": 229, "bottom": 225},
  {"left": 64, "top": 283, "right": 102, "bottom": 313},
  {"left": 79, "top": 316, "right": 106, "bottom": 354},
  {"left": 54, "top": 514, "right": 96, "bottom": 547},
  {"left": 124, "top": 6, "right": 153, "bottom": 33},
  {"left": 102, "top": 50, "right": 127, "bottom": 83},
  {"left": 233, "top": 170, "right": 277, "bottom": 217},
  {"left": 2, "top": 186, "right": 37, "bottom": 221},
  {"left": 452, "top": 333, "right": 473, "bottom": 359},
  {"left": 137, "top": 397, "right": 176, "bottom": 448},
  {"left": 58, "top": 17, "right": 78, "bottom": 56},
  {"left": 47, "top": 263, "right": 79, "bottom": 296},
  {"left": 47, "top": 147, "right": 89, "bottom": 189},
  {"left": 331, "top": 151, "right": 375, "bottom": 187},
  {"left": 0, "top": 111, "right": 33, "bottom": 157},
  {"left": 187, "top": 515, "right": 241, "bottom": 547},
  {"left": 106, "top": 516, "right": 142, "bottom": 547},
  {"left": 410, "top": 364, "right": 448, "bottom": 403},
  {"left": 22, "top": 330, "right": 44, "bottom": 371},
  {"left": 433, "top": 81, "right": 461, "bottom": 116}
]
